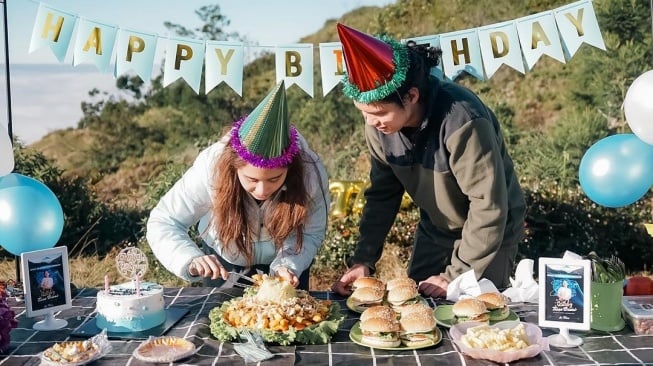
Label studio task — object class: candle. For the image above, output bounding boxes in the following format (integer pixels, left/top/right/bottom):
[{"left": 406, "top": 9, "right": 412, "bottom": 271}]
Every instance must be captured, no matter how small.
[
  {"left": 136, "top": 275, "right": 141, "bottom": 297},
  {"left": 104, "top": 274, "right": 109, "bottom": 294}
]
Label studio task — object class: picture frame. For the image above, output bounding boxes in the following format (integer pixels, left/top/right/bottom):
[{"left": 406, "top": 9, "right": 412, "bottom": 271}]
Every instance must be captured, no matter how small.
[
  {"left": 538, "top": 257, "right": 591, "bottom": 331},
  {"left": 20, "top": 246, "right": 72, "bottom": 318}
]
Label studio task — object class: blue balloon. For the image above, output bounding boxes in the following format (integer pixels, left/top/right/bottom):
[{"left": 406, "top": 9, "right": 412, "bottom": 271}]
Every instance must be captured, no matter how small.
[
  {"left": 579, "top": 134, "right": 653, "bottom": 208},
  {"left": 0, "top": 173, "right": 64, "bottom": 255}
]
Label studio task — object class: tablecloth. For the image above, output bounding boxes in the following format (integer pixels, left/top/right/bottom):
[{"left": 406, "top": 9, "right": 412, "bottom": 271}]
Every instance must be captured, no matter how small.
[{"left": 2, "top": 286, "right": 652, "bottom": 365}]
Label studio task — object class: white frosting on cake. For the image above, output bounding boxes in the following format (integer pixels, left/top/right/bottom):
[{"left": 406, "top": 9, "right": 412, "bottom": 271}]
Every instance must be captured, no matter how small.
[
  {"left": 96, "top": 281, "right": 166, "bottom": 332},
  {"left": 255, "top": 277, "right": 296, "bottom": 303}
]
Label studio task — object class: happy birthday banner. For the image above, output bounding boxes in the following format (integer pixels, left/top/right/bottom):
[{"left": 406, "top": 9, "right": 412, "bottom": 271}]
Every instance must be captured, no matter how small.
[{"left": 28, "top": 0, "right": 605, "bottom": 97}]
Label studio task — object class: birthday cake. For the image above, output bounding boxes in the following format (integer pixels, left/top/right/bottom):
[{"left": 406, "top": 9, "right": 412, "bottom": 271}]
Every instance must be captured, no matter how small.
[
  {"left": 95, "top": 247, "right": 166, "bottom": 333},
  {"left": 96, "top": 281, "right": 166, "bottom": 332}
]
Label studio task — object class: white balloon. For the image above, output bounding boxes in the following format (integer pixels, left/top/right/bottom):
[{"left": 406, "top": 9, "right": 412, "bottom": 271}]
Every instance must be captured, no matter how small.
[
  {"left": 624, "top": 70, "right": 653, "bottom": 145},
  {"left": 0, "top": 124, "right": 14, "bottom": 177}
]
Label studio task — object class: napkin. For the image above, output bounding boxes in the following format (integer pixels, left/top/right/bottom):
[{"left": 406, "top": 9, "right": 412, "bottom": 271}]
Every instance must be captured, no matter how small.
[
  {"left": 446, "top": 269, "right": 499, "bottom": 301},
  {"left": 502, "top": 259, "right": 539, "bottom": 303}
]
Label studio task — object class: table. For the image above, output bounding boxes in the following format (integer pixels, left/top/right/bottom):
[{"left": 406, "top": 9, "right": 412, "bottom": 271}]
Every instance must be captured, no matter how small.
[{"left": 2, "top": 287, "right": 652, "bottom": 365}]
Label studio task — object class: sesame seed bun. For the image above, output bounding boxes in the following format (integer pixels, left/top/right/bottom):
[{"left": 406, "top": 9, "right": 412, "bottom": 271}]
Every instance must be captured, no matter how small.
[
  {"left": 352, "top": 277, "right": 385, "bottom": 291},
  {"left": 360, "top": 306, "right": 397, "bottom": 323},
  {"left": 395, "top": 302, "right": 432, "bottom": 317},
  {"left": 386, "top": 277, "right": 417, "bottom": 291},
  {"left": 350, "top": 286, "right": 385, "bottom": 312},
  {"left": 387, "top": 284, "right": 419, "bottom": 306},
  {"left": 360, "top": 316, "right": 400, "bottom": 333},
  {"left": 476, "top": 292, "right": 509, "bottom": 309},
  {"left": 400, "top": 312, "right": 436, "bottom": 333},
  {"left": 451, "top": 298, "right": 489, "bottom": 323}
]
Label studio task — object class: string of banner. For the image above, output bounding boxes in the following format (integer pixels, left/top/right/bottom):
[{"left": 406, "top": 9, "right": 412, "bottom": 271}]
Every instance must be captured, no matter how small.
[{"left": 29, "top": 0, "right": 605, "bottom": 97}]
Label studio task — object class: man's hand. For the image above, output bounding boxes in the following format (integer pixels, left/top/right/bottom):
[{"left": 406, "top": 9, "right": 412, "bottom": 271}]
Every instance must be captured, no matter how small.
[
  {"left": 331, "top": 264, "right": 370, "bottom": 296},
  {"left": 275, "top": 266, "right": 299, "bottom": 287},
  {"left": 188, "top": 255, "right": 229, "bottom": 280},
  {"left": 418, "top": 275, "right": 449, "bottom": 298}
]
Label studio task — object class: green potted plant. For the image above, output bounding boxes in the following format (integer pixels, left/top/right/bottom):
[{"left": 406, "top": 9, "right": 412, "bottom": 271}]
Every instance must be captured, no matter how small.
[{"left": 586, "top": 252, "right": 626, "bottom": 331}]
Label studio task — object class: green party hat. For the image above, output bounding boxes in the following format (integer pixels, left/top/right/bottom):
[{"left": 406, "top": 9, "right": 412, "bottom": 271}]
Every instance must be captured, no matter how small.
[{"left": 231, "top": 81, "right": 299, "bottom": 168}]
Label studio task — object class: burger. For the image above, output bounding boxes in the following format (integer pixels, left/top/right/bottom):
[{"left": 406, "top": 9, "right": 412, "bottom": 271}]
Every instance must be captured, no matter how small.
[
  {"left": 451, "top": 298, "right": 489, "bottom": 324},
  {"left": 352, "top": 277, "right": 385, "bottom": 291},
  {"left": 387, "top": 284, "right": 420, "bottom": 307},
  {"left": 360, "top": 305, "right": 397, "bottom": 323},
  {"left": 476, "top": 292, "right": 510, "bottom": 321},
  {"left": 386, "top": 277, "right": 417, "bottom": 291},
  {"left": 359, "top": 316, "right": 401, "bottom": 348},
  {"left": 349, "top": 286, "right": 385, "bottom": 312},
  {"left": 399, "top": 310, "right": 438, "bottom": 347},
  {"left": 395, "top": 302, "right": 432, "bottom": 317}
]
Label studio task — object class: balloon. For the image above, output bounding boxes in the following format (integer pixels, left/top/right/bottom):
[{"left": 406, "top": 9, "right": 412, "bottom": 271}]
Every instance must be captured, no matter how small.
[
  {"left": 624, "top": 70, "right": 653, "bottom": 145},
  {"left": 579, "top": 134, "right": 653, "bottom": 208},
  {"left": 0, "top": 173, "right": 64, "bottom": 255},
  {"left": 0, "top": 124, "right": 14, "bottom": 177}
]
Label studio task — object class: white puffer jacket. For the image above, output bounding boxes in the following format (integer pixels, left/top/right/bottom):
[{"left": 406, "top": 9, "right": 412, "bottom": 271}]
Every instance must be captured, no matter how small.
[{"left": 146, "top": 132, "right": 330, "bottom": 282}]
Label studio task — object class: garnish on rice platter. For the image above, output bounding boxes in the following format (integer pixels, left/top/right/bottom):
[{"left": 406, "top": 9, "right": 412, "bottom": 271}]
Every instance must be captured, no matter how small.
[{"left": 209, "top": 274, "right": 344, "bottom": 345}]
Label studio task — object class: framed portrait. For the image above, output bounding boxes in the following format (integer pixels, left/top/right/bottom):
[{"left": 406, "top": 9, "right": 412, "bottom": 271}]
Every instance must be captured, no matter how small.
[
  {"left": 538, "top": 257, "right": 591, "bottom": 331},
  {"left": 20, "top": 246, "right": 72, "bottom": 318}
]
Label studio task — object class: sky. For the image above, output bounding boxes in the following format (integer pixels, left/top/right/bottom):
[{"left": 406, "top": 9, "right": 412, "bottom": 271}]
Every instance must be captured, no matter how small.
[{"left": 0, "top": 0, "right": 396, "bottom": 143}]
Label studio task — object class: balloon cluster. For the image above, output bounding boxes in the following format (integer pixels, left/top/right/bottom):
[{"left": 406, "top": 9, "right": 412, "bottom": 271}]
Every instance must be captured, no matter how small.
[{"left": 579, "top": 70, "right": 653, "bottom": 207}]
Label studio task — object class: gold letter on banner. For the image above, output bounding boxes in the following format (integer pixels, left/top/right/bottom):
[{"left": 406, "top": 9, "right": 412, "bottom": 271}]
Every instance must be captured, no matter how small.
[
  {"left": 126, "top": 35, "right": 145, "bottom": 62},
  {"left": 490, "top": 31, "right": 509, "bottom": 58},
  {"left": 41, "top": 12, "right": 64, "bottom": 42},
  {"left": 531, "top": 21, "right": 552, "bottom": 49},
  {"left": 333, "top": 49, "right": 345, "bottom": 76},
  {"left": 564, "top": 8, "right": 585, "bottom": 37},
  {"left": 450, "top": 38, "right": 470, "bottom": 65},
  {"left": 215, "top": 48, "right": 234, "bottom": 75},
  {"left": 175, "top": 44, "right": 193, "bottom": 69},
  {"left": 285, "top": 51, "right": 302, "bottom": 77},
  {"left": 83, "top": 27, "right": 102, "bottom": 55}
]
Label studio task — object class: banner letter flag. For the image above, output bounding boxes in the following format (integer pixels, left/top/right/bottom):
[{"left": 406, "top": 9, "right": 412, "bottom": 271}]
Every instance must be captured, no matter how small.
[
  {"left": 163, "top": 37, "right": 206, "bottom": 94},
  {"left": 554, "top": 0, "right": 606, "bottom": 60},
  {"left": 478, "top": 21, "right": 525, "bottom": 78},
  {"left": 72, "top": 18, "right": 117, "bottom": 73},
  {"left": 516, "top": 11, "right": 566, "bottom": 72},
  {"left": 401, "top": 35, "right": 444, "bottom": 80},
  {"left": 205, "top": 41, "right": 244, "bottom": 96},
  {"left": 318, "top": 42, "right": 345, "bottom": 97},
  {"left": 439, "top": 29, "right": 485, "bottom": 81},
  {"left": 28, "top": 3, "right": 77, "bottom": 62},
  {"left": 114, "top": 29, "right": 157, "bottom": 82},
  {"left": 276, "top": 44, "right": 314, "bottom": 97}
]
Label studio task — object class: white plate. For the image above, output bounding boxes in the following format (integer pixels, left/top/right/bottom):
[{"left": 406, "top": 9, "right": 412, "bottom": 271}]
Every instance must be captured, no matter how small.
[
  {"left": 133, "top": 336, "right": 197, "bottom": 363},
  {"left": 449, "top": 321, "right": 549, "bottom": 363}
]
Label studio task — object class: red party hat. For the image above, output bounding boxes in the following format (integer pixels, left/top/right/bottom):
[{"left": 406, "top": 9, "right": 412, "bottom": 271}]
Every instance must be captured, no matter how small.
[{"left": 336, "top": 23, "right": 408, "bottom": 104}]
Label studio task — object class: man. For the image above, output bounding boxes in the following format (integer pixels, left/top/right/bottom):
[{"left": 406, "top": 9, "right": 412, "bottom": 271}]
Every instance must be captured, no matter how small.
[{"left": 331, "top": 24, "right": 526, "bottom": 298}]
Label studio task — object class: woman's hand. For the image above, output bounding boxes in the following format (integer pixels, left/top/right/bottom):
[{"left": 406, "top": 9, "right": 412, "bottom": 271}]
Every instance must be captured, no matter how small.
[
  {"left": 331, "top": 264, "right": 370, "bottom": 296},
  {"left": 275, "top": 266, "right": 299, "bottom": 287},
  {"left": 188, "top": 255, "right": 229, "bottom": 280},
  {"left": 418, "top": 275, "right": 449, "bottom": 298}
]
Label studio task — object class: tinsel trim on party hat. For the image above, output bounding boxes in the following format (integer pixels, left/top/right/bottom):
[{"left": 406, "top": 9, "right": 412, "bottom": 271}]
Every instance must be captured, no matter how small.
[
  {"left": 342, "top": 35, "right": 409, "bottom": 104},
  {"left": 231, "top": 116, "right": 300, "bottom": 169}
]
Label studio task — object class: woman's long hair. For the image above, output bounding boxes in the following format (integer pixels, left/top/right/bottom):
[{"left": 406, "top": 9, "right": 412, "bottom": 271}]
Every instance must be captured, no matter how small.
[{"left": 210, "top": 143, "right": 308, "bottom": 265}]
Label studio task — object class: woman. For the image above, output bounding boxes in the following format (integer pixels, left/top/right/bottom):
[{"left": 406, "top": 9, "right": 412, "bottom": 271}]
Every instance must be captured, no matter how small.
[
  {"left": 332, "top": 24, "right": 526, "bottom": 298},
  {"left": 147, "top": 82, "right": 329, "bottom": 290}
]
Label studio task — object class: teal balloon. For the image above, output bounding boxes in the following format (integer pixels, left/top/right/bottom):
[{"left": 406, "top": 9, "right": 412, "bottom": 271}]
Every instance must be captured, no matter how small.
[
  {"left": 0, "top": 173, "right": 64, "bottom": 255},
  {"left": 579, "top": 134, "right": 653, "bottom": 208}
]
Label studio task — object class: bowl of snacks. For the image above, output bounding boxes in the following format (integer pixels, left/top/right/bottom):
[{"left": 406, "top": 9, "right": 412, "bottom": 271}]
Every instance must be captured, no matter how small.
[{"left": 450, "top": 321, "right": 548, "bottom": 363}]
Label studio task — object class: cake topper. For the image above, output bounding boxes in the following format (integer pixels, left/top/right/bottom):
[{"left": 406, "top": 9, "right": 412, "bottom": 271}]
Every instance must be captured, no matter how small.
[{"left": 116, "top": 247, "right": 148, "bottom": 280}]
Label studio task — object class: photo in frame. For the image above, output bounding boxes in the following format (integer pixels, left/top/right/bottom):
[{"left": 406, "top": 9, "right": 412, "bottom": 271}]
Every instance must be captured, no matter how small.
[
  {"left": 538, "top": 257, "right": 591, "bottom": 331},
  {"left": 20, "top": 246, "right": 72, "bottom": 318}
]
